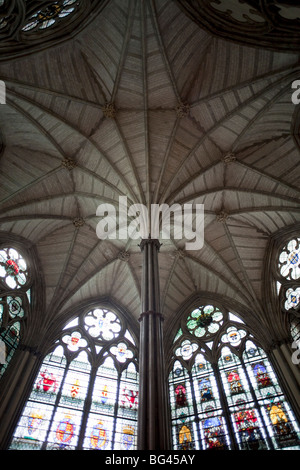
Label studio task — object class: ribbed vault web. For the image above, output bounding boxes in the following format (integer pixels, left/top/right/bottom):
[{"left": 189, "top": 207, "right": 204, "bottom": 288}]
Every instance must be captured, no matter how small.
[{"left": 0, "top": 0, "right": 299, "bottom": 348}]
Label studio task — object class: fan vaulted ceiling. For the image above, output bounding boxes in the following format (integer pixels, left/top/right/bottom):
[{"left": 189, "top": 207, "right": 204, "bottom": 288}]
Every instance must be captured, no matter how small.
[{"left": 0, "top": 0, "right": 299, "bottom": 347}]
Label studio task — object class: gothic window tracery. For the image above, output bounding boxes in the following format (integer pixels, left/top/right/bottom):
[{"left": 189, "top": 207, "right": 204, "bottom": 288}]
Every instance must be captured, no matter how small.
[
  {"left": 0, "top": 0, "right": 109, "bottom": 59},
  {"left": 275, "top": 236, "right": 300, "bottom": 342},
  {"left": 9, "top": 306, "right": 139, "bottom": 450},
  {"left": 169, "top": 303, "right": 300, "bottom": 450},
  {"left": 0, "top": 246, "right": 31, "bottom": 378}
]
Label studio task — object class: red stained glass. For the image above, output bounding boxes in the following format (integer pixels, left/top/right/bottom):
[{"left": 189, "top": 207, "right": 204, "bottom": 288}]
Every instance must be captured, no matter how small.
[
  {"left": 175, "top": 384, "right": 187, "bottom": 407},
  {"left": 5, "top": 259, "right": 19, "bottom": 276},
  {"left": 36, "top": 370, "right": 58, "bottom": 393}
]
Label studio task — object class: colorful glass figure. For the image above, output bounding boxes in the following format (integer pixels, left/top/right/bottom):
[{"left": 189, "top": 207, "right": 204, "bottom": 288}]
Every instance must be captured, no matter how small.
[
  {"left": 199, "top": 378, "right": 213, "bottom": 402},
  {"left": 253, "top": 363, "right": 272, "bottom": 388},
  {"left": 234, "top": 409, "right": 261, "bottom": 449},
  {"left": 203, "top": 417, "right": 226, "bottom": 449},
  {"left": 178, "top": 425, "right": 193, "bottom": 450},
  {"left": 175, "top": 384, "right": 187, "bottom": 408},
  {"left": 227, "top": 370, "right": 243, "bottom": 394}
]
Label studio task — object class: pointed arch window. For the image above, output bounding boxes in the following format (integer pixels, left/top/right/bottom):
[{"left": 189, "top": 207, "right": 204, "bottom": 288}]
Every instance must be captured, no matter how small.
[
  {"left": 275, "top": 236, "right": 300, "bottom": 345},
  {"left": 0, "top": 246, "right": 31, "bottom": 378},
  {"left": 169, "top": 304, "right": 300, "bottom": 450},
  {"left": 9, "top": 307, "right": 139, "bottom": 450}
]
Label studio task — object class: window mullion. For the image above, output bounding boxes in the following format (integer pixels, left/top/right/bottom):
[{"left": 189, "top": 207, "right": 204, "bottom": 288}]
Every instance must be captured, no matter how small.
[
  {"left": 111, "top": 369, "right": 121, "bottom": 449},
  {"left": 212, "top": 362, "right": 238, "bottom": 450},
  {"left": 188, "top": 370, "right": 202, "bottom": 450},
  {"left": 41, "top": 357, "right": 70, "bottom": 450},
  {"left": 76, "top": 364, "right": 97, "bottom": 450},
  {"left": 241, "top": 356, "right": 275, "bottom": 450}
]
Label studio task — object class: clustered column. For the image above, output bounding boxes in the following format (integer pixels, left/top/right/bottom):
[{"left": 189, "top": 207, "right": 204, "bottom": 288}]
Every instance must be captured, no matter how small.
[{"left": 137, "top": 238, "right": 171, "bottom": 450}]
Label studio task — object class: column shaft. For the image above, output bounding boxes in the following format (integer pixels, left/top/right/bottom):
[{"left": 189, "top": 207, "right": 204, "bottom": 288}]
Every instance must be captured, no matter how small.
[{"left": 137, "top": 238, "right": 170, "bottom": 450}]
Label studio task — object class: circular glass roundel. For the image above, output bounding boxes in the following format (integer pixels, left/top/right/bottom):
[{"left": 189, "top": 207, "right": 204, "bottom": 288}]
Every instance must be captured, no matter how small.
[
  {"left": 0, "top": 247, "right": 28, "bottom": 289},
  {"left": 187, "top": 305, "right": 223, "bottom": 338},
  {"left": 84, "top": 308, "right": 121, "bottom": 341},
  {"left": 23, "top": 0, "right": 79, "bottom": 32},
  {"left": 278, "top": 238, "right": 300, "bottom": 281}
]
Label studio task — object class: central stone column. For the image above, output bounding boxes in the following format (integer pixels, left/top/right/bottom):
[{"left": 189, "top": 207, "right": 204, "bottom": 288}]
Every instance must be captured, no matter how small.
[{"left": 137, "top": 238, "right": 170, "bottom": 450}]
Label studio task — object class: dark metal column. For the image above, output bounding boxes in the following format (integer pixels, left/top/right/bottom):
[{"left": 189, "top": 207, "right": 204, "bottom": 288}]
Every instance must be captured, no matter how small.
[{"left": 137, "top": 237, "right": 170, "bottom": 450}]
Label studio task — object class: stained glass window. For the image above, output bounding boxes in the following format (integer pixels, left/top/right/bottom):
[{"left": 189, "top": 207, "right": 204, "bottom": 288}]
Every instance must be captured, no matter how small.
[
  {"left": 278, "top": 238, "right": 300, "bottom": 281},
  {"left": 9, "top": 307, "right": 139, "bottom": 450},
  {"left": 22, "top": 0, "right": 79, "bottom": 32},
  {"left": 0, "top": 247, "right": 28, "bottom": 289},
  {"left": 187, "top": 304, "right": 223, "bottom": 338},
  {"left": 276, "top": 236, "right": 300, "bottom": 345},
  {"left": 169, "top": 303, "right": 300, "bottom": 450},
  {"left": 0, "top": 247, "right": 31, "bottom": 378}
]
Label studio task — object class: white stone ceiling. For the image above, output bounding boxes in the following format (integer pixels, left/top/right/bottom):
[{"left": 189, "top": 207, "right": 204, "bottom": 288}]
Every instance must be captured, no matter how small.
[{"left": 0, "top": 0, "right": 299, "bottom": 343}]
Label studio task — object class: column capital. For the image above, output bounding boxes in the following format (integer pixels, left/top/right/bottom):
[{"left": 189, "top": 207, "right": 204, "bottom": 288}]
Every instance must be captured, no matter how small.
[
  {"left": 138, "top": 310, "right": 164, "bottom": 322},
  {"left": 139, "top": 237, "right": 162, "bottom": 252}
]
